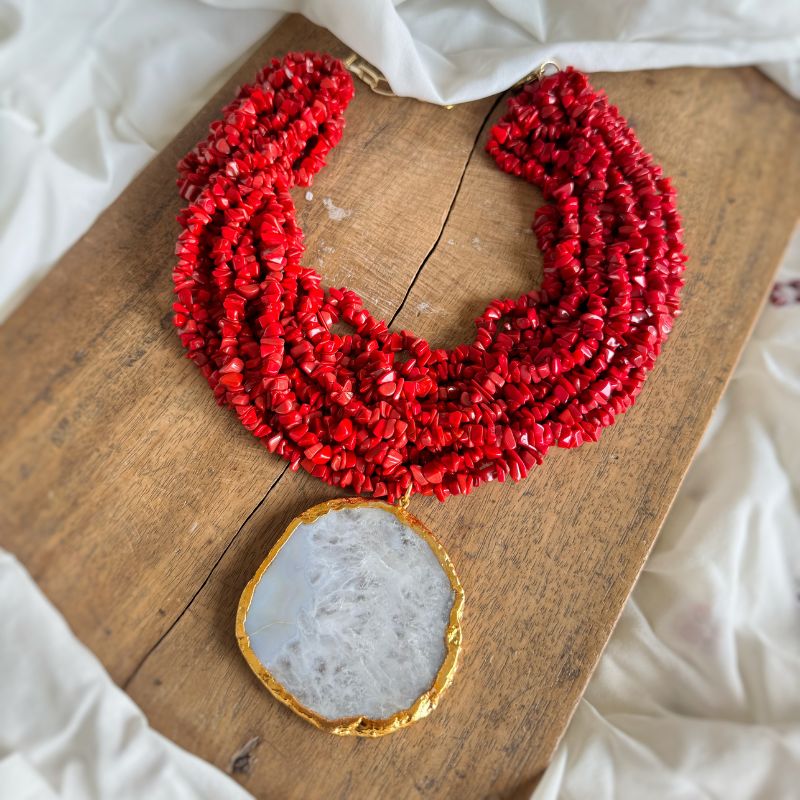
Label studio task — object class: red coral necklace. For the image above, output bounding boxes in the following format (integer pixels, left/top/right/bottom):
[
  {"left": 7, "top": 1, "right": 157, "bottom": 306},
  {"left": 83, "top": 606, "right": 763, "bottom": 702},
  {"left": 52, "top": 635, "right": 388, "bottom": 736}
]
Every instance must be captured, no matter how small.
[{"left": 173, "top": 52, "right": 686, "bottom": 506}]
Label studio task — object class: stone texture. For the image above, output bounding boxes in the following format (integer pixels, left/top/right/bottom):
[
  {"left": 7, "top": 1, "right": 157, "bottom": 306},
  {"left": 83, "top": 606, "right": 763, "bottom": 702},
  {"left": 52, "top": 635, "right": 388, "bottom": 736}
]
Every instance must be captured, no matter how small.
[{"left": 244, "top": 504, "right": 455, "bottom": 721}]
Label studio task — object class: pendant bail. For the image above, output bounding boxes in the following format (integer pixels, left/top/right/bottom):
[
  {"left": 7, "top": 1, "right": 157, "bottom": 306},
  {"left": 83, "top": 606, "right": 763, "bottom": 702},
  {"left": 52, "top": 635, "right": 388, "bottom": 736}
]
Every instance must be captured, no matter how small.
[{"left": 396, "top": 483, "right": 413, "bottom": 511}]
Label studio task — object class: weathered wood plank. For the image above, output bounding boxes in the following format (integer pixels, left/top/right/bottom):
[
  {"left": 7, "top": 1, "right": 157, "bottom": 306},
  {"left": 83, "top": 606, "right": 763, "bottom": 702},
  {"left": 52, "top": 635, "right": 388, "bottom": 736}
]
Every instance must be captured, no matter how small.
[{"left": 2, "top": 14, "right": 798, "bottom": 800}]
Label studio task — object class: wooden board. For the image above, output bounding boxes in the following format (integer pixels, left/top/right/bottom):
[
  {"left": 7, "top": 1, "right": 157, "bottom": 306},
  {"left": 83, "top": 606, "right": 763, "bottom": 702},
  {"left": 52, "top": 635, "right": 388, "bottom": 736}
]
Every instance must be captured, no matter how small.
[{"left": 2, "top": 14, "right": 799, "bottom": 799}]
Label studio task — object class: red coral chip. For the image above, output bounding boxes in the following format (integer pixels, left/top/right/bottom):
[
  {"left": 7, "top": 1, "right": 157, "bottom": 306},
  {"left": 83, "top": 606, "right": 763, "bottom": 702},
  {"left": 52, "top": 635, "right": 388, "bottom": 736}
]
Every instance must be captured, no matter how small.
[{"left": 173, "top": 52, "right": 687, "bottom": 503}]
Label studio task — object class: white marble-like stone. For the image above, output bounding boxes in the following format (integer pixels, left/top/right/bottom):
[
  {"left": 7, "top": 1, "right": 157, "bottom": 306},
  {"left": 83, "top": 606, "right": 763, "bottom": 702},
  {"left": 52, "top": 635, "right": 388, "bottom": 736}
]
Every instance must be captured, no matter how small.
[{"left": 244, "top": 505, "right": 455, "bottom": 721}]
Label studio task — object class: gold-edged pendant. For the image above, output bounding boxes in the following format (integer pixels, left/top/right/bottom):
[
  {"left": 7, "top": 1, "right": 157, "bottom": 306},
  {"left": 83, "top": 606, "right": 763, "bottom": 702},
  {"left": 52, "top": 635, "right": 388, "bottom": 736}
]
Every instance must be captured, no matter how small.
[{"left": 236, "top": 495, "right": 463, "bottom": 736}]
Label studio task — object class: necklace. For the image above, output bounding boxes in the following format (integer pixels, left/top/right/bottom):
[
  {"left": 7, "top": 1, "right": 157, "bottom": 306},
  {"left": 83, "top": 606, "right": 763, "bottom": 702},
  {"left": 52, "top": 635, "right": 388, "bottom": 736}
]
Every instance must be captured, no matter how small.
[{"left": 173, "top": 51, "right": 686, "bottom": 735}]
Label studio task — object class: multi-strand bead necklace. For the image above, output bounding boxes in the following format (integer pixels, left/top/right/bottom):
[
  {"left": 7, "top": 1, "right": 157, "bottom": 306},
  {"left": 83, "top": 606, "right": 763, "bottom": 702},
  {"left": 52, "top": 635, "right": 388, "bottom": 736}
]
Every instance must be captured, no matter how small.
[{"left": 173, "top": 51, "right": 686, "bottom": 503}]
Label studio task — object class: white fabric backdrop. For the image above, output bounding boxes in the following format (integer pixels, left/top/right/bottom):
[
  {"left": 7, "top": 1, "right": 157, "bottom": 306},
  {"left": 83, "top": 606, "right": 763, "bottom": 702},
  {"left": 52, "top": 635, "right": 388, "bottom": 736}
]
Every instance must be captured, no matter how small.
[
  {"left": 1, "top": 1, "right": 798, "bottom": 798},
  {"left": 0, "top": 0, "right": 282, "bottom": 323},
  {"left": 0, "top": 552, "right": 254, "bottom": 800},
  {"left": 213, "top": 0, "right": 800, "bottom": 103}
]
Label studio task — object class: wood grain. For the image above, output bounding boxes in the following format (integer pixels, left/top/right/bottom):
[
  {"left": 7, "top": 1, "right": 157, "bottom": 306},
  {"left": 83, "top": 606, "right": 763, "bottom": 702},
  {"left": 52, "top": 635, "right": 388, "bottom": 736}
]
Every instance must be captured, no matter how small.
[{"left": 2, "top": 15, "right": 798, "bottom": 799}]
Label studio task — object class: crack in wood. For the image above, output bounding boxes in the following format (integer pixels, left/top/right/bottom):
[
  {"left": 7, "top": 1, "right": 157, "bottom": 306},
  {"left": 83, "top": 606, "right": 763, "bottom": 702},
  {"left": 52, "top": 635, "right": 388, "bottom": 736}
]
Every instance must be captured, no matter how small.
[
  {"left": 121, "top": 463, "right": 289, "bottom": 688},
  {"left": 388, "top": 93, "right": 507, "bottom": 329},
  {"left": 228, "top": 735, "right": 261, "bottom": 775}
]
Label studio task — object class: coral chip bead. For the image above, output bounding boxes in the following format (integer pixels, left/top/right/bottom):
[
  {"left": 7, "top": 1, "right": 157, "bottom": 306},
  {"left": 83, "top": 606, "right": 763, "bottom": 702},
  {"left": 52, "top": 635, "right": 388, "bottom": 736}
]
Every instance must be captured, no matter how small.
[{"left": 333, "top": 418, "right": 353, "bottom": 442}]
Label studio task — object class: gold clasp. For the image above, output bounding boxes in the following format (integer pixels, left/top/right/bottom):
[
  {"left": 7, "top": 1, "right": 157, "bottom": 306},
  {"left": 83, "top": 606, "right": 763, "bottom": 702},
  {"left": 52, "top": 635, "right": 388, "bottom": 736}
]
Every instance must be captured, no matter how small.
[
  {"left": 344, "top": 53, "right": 396, "bottom": 97},
  {"left": 344, "top": 53, "right": 455, "bottom": 109},
  {"left": 513, "top": 59, "right": 562, "bottom": 89}
]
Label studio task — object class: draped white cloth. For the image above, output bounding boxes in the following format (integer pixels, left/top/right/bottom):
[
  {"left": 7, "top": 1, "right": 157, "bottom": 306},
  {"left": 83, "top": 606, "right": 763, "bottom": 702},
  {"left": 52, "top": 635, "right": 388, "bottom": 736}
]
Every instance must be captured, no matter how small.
[
  {"left": 0, "top": 552, "right": 254, "bottom": 800},
  {"left": 212, "top": 0, "right": 800, "bottom": 103},
  {"left": 1, "top": 1, "right": 798, "bottom": 798}
]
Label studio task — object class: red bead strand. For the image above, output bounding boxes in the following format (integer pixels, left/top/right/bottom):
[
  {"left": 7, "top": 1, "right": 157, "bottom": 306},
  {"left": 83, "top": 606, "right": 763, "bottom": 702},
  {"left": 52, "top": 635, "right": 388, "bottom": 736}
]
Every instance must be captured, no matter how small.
[{"left": 173, "top": 52, "right": 687, "bottom": 503}]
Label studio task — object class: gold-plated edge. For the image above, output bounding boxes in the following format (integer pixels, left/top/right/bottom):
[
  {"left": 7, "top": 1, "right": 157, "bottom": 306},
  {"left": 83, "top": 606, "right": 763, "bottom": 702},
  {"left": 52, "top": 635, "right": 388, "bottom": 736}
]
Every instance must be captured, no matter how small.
[{"left": 235, "top": 496, "right": 464, "bottom": 737}]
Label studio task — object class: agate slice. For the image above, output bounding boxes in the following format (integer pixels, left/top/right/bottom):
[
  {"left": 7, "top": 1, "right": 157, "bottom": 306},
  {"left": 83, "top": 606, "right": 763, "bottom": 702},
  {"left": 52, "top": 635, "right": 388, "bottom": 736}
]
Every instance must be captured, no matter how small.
[{"left": 236, "top": 498, "right": 463, "bottom": 736}]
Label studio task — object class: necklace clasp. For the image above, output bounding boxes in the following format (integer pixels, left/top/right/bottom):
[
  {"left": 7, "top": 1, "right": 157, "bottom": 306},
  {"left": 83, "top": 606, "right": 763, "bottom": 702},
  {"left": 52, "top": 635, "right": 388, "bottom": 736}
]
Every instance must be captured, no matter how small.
[
  {"left": 513, "top": 59, "right": 562, "bottom": 89},
  {"left": 344, "top": 53, "right": 455, "bottom": 109},
  {"left": 344, "top": 54, "right": 396, "bottom": 97}
]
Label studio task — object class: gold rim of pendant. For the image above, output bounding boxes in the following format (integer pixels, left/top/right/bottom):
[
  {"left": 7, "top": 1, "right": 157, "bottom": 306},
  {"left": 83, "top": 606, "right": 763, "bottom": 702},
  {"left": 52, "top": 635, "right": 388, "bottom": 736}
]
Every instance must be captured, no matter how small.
[{"left": 235, "top": 496, "right": 465, "bottom": 736}]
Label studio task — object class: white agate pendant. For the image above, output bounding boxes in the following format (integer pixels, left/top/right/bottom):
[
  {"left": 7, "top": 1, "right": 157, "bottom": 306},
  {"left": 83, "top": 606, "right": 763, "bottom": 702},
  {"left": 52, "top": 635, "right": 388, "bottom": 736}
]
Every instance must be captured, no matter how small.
[{"left": 236, "top": 497, "right": 463, "bottom": 736}]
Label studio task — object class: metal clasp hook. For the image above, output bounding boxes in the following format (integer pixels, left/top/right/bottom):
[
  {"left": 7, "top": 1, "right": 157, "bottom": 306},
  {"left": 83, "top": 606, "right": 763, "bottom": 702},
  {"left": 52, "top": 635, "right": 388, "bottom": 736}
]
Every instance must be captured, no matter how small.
[{"left": 513, "top": 59, "right": 562, "bottom": 89}]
